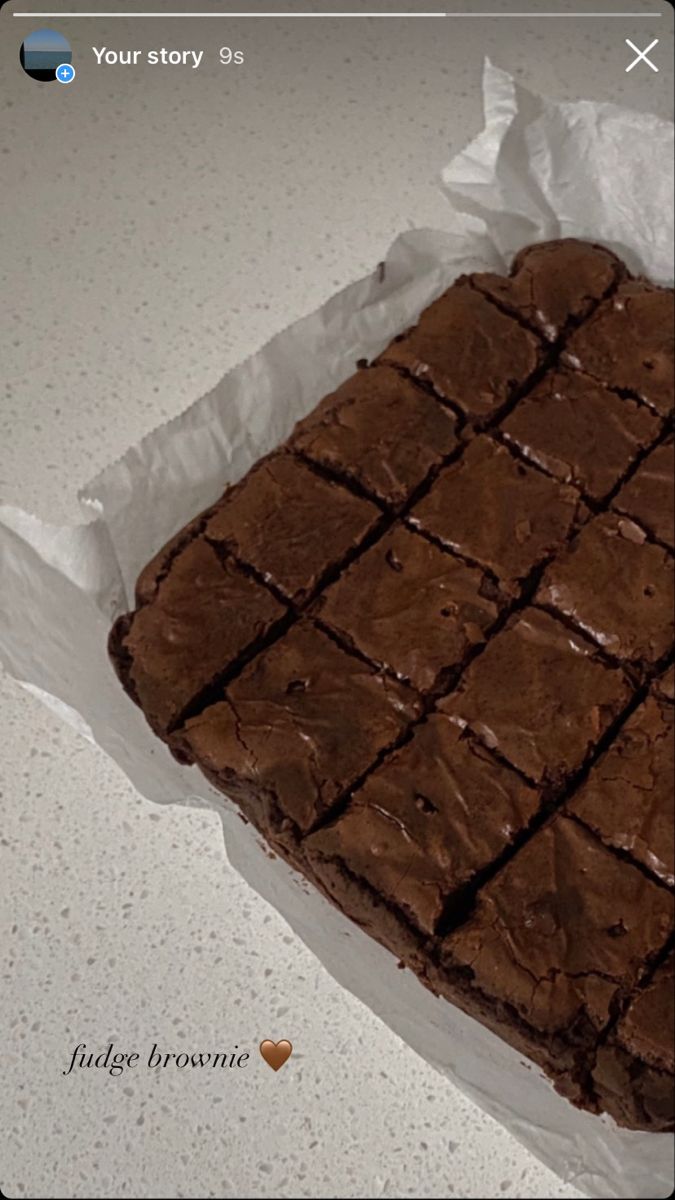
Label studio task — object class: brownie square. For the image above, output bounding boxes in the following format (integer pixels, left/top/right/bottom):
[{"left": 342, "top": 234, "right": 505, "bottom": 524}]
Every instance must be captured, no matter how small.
[
  {"left": 305, "top": 713, "right": 539, "bottom": 937},
  {"left": 289, "top": 365, "right": 459, "bottom": 509},
  {"left": 501, "top": 369, "right": 658, "bottom": 503},
  {"left": 171, "top": 621, "right": 420, "bottom": 837},
  {"left": 538, "top": 512, "right": 674, "bottom": 670},
  {"left": 379, "top": 282, "right": 542, "bottom": 421},
  {"left": 592, "top": 955, "right": 674, "bottom": 1133},
  {"left": 204, "top": 453, "right": 381, "bottom": 604},
  {"left": 313, "top": 525, "right": 500, "bottom": 693},
  {"left": 567, "top": 689, "right": 674, "bottom": 888},
  {"left": 471, "top": 239, "right": 626, "bottom": 342},
  {"left": 110, "top": 539, "right": 286, "bottom": 738},
  {"left": 409, "top": 437, "right": 585, "bottom": 596},
  {"left": 563, "top": 281, "right": 674, "bottom": 418},
  {"left": 613, "top": 437, "right": 674, "bottom": 550},
  {"left": 439, "top": 607, "right": 632, "bottom": 787},
  {"left": 437, "top": 817, "right": 674, "bottom": 1092}
]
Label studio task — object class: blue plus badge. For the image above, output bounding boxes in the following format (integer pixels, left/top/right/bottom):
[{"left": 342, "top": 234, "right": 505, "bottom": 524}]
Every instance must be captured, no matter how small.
[{"left": 56, "top": 62, "right": 75, "bottom": 84}]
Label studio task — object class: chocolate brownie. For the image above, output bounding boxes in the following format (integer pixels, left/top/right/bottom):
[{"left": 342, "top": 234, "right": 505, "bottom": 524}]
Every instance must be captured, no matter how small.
[
  {"left": 439, "top": 608, "right": 632, "bottom": 787},
  {"left": 170, "top": 620, "right": 420, "bottom": 838},
  {"left": 538, "top": 512, "right": 674, "bottom": 670},
  {"left": 435, "top": 816, "right": 674, "bottom": 1116},
  {"left": 409, "top": 437, "right": 585, "bottom": 597},
  {"left": 313, "top": 525, "right": 500, "bottom": 693},
  {"left": 592, "top": 955, "right": 674, "bottom": 1133},
  {"left": 568, "top": 687, "right": 674, "bottom": 888},
  {"left": 379, "top": 282, "right": 543, "bottom": 420},
  {"left": 109, "top": 538, "right": 286, "bottom": 737},
  {"left": 564, "top": 281, "right": 675, "bottom": 418},
  {"left": 204, "top": 453, "right": 381, "bottom": 604},
  {"left": 471, "top": 239, "right": 626, "bottom": 342},
  {"left": 501, "top": 369, "right": 658, "bottom": 503},
  {"left": 110, "top": 239, "right": 674, "bottom": 1131},
  {"left": 613, "top": 437, "right": 675, "bottom": 550},
  {"left": 305, "top": 713, "right": 539, "bottom": 938},
  {"left": 289, "top": 365, "right": 460, "bottom": 509}
]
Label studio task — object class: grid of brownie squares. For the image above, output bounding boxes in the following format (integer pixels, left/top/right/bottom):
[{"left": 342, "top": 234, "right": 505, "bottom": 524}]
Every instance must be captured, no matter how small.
[{"left": 110, "top": 240, "right": 674, "bottom": 1132}]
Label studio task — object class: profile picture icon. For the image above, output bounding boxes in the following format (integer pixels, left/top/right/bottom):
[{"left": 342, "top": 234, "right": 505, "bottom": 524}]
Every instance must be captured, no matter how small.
[{"left": 20, "top": 28, "right": 72, "bottom": 82}]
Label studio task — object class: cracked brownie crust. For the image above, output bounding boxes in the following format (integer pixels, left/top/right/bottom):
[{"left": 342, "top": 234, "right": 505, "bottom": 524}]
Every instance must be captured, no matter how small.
[{"left": 109, "top": 240, "right": 674, "bottom": 1132}]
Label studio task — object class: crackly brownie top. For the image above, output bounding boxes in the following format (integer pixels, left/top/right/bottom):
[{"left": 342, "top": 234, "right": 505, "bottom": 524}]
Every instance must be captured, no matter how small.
[
  {"left": 610, "top": 955, "right": 675, "bottom": 1074},
  {"left": 613, "top": 438, "right": 674, "bottom": 550},
  {"left": 314, "top": 524, "right": 500, "bottom": 693},
  {"left": 471, "top": 239, "right": 626, "bottom": 341},
  {"left": 173, "top": 620, "right": 420, "bottom": 834},
  {"left": 118, "top": 538, "right": 285, "bottom": 736},
  {"left": 204, "top": 453, "right": 380, "bottom": 604},
  {"left": 409, "top": 437, "right": 585, "bottom": 596},
  {"left": 538, "top": 512, "right": 674, "bottom": 669},
  {"left": 563, "top": 281, "right": 675, "bottom": 417},
  {"left": 567, "top": 690, "right": 674, "bottom": 888},
  {"left": 439, "top": 607, "right": 631, "bottom": 786},
  {"left": 305, "top": 713, "right": 539, "bottom": 936},
  {"left": 441, "top": 816, "right": 674, "bottom": 1039},
  {"left": 379, "top": 282, "right": 542, "bottom": 419},
  {"left": 289, "top": 365, "right": 459, "bottom": 508},
  {"left": 501, "top": 369, "right": 658, "bottom": 503}
]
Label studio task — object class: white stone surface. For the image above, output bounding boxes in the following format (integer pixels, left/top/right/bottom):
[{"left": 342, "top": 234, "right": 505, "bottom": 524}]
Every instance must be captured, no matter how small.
[{"left": 1, "top": 2, "right": 672, "bottom": 1197}]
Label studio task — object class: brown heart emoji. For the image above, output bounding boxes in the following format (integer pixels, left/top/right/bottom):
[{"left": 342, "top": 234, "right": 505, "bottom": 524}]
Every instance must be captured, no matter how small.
[{"left": 259, "top": 1039, "right": 293, "bottom": 1071}]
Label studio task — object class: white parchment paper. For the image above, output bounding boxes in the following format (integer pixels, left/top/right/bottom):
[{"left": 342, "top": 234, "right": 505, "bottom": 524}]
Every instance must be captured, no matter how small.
[{"left": 1, "top": 63, "right": 673, "bottom": 1199}]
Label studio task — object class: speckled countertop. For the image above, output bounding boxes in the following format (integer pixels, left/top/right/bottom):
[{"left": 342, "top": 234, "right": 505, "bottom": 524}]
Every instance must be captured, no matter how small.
[{"left": 1, "top": 2, "right": 672, "bottom": 1197}]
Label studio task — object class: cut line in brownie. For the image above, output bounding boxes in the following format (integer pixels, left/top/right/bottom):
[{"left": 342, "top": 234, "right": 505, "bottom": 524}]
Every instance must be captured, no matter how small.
[
  {"left": 203, "top": 453, "right": 383, "bottom": 606},
  {"left": 592, "top": 953, "right": 674, "bottom": 1133},
  {"left": 304, "top": 712, "right": 540, "bottom": 939},
  {"left": 170, "top": 620, "right": 421, "bottom": 839},
  {"left": 563, "top": 280, "right": 675, "bottom": 419},
  {"left": 434, "top": 816, "right": 674, "bottom": 1120},
  {"left": 409, "top": 437, "right": 587, "bottom": 598},
  {"left": 500, "top": 368, "right": 659, "bottom": 505},
  {"left": 567, "top": 684, "right": 674, "bottom": 889},
  {"left": 470, "top": 239, "right": 627, "bottom": 342},
  {"left": 378, "top": 280, "right": 544, "bottom": 422},
  {"left": 109, "top": 538, "right": 287, "bottom": 738},
  {"left": 438, "top": 607, "right": 632, "bottom": 789},
  {"left": 537, "top": 512, "right": 674, "bottom": 672},
  {"left": 288, "top": 364, "right": 461, "bottom": 510},
  {"left": 313, "top": 524, "right": 502, "bottom": 695},
  {"left": 613, "top": 436, "right": 674, "bottom": 551}
]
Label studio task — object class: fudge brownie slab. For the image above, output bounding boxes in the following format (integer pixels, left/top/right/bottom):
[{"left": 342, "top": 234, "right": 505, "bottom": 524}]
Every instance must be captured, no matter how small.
[
  {"left": 567, "top": 689, "right": 674, "bottom": 888},
  {"left": 171, "top": 621, "right": 420, "bottom": 837},
  {"left": 204, "top": 454, "right": 381, "bottom": 604},
  {"left": 538, "top": 512, "right": 674, "bottom": 670},
  {"left": 471, "top": 239, "right": 626, "bottom": 342},
  {"left": 313, "top": 525, "right": 500, "bottom": 693},
  {"left": 289, "top": 365, "right": 460, "bottom": 509},
  {"left": 501, "top": 369, "right": 658, "bottom": 504},
  {"left": 437, "top": 817, "right": 674, "bottom": 1104},
  {"left": 563, "top": 281, "right": 675, "bottom": 418},
  {"left": 110, "top": 539, "right": 286, "bottom": 737},
  {"left": 305, "top": 713, "right": 539, "bottom": 937},
  {"left": 613, "top": 437, "right": 675, "bottom": 550},
  {"left": 409, "top": 437, "right": 585, "bottom": 597},
  {"left": 379, "top": 283, "right": 542, "bottom": 421},
  {"left": 439, "top": 608, "right": 632, "bottom": 787},
  {"left": 592, "top": 955, "right": 674, "bottom": 1132}
]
